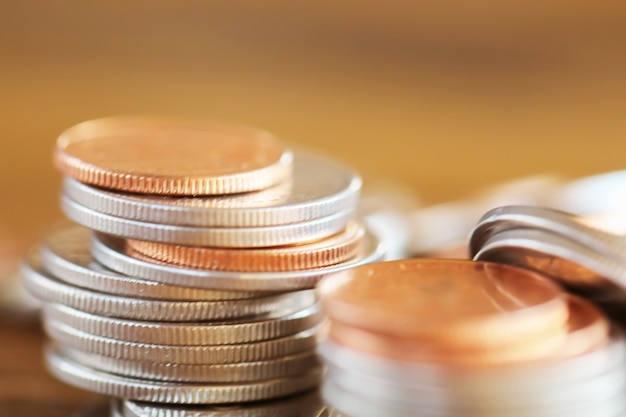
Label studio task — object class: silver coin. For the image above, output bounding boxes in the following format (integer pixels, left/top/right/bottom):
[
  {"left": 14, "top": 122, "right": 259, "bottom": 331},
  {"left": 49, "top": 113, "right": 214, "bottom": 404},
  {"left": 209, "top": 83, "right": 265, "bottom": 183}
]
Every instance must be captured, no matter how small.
[
  {"left": 40, "top": 224, "right": 261, "bottom": 300},
  {"left": 63, "top": 152, "right": 361, "bottom": 228},
  {"left": 119, "top": 389, "right": 326, "bottom": 417},
  {"left": 469, "top": 205, "right": 625, "bottom": 260},
  {"left": 472, "top": 227, "right": 626, "bottom": 293},
  {"left": 45, "top": 345, "right": 321, "bottom": 404},
  {"left": 44, "top": 319, "right": 318, "bottom": 364},
  {"left": 321, "top": 376, "right": 625, "bottom": 417},
  {"left": 91, "top": 231, "right": 386, "bottom": 292},
  {"left": 317, "top": 337, "right": 626, "bottom": 389},
  {"left": 61, "top": 345, "right": 320, "bottom": 383},
  {"left": 23, "top": 255, "right": 316, "bottom": 322},
  {"left": 44, "top": 303, "right": 322, "bottom": 345},
  {"left": 61, "top": 194, "right": 354, "bottom": 247},
  {"left": 324, "top": 360, "right": 626, "bottom": 413}
]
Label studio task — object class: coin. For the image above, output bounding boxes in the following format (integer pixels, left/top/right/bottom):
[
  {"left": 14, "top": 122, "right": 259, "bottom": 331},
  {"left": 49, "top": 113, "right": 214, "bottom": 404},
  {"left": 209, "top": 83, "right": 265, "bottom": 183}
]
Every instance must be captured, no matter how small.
[
  {"left": 44, "top": 303, "right": 322, "bottom": 345},
  {"left": 92, "top": 230, "right": 386, "bottom": 292},
  {"left": 45, "top": 345, "right": 321, "bottom": 404},
  {"left": 472, "top": 227, "right": 626, "bottom": 293},
  {"left": 324, "top": 320, "right": 567, "bottom": 366},
  {"left": 54, "top": 116, "right": 293, "bottom": 196},
  {"left": 317, "top": 259, "right": 568, "bottom": 349},
  {"left": 119, "top": 389, "right": 325, "bottom": 416},
  {"left": 23, "top": 255, "right": 316, "bottom": 322},
  {"left": 44, "top": 320, "right": 318, "bottom": 364},
  {"left": 469, "top": 205, "right": 625, "bottom": 261},
  {"left": 62, "top": 194, "right": 354, "bottom": 247},
  {"left": 63, "top": 346, "right": 319, "bottom": 383},
  {"left": 40, "top": 224, "right": 262, "bottom": 300},
  {"left": 126, "top": 221, "right": 364, "bottom": 272},
  {"left": 324, "top": 294, "right": 607, "bottom": 366},
  {"left": 62, "top": 151, "right": 361, "bottom": 227}
]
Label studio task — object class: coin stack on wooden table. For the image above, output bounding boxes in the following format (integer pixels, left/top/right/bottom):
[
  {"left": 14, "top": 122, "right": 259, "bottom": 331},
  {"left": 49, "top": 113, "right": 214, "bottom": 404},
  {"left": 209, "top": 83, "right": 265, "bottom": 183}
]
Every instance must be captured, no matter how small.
[
  {"left": 21, "top": 116, "right": 385, "bottom": 417},
  {"left": 317, "top": 259, "right": 626, "bottom": 417}
]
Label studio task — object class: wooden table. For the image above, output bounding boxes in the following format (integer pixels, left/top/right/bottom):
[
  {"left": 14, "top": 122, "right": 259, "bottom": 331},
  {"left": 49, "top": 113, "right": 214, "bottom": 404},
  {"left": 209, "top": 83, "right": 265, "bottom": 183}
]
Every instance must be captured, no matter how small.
[{"left": 0, "top": 320, "right": 102, "bottom": 417}]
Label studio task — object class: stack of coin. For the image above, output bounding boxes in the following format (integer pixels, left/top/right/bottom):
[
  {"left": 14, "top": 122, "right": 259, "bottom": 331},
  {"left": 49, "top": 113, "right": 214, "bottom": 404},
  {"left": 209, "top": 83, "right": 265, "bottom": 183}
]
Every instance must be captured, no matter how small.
[
  {"left": 22, "top": 116, "right": 385, "bottom": 416},
  {"left": 317, "top": 259, "right": 626, "bottom": 417}
]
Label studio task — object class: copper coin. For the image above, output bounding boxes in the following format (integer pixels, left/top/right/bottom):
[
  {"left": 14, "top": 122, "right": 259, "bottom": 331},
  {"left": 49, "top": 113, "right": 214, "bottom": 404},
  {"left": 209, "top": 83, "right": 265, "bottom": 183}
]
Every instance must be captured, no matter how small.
[
  {"left": 318, "top": 259, "right": 568, "bottom": 348},
  {"left": 126, "top": 221, "right": 365, "bottom": 272},
  {"left": 557, "top": 295, "right": 611, "bottom": 359},
  {"left": 325, "top": 319, "right": 568, "bottom": 365},
  {"left": 325, "top": 294, "right": 608, "bottom": 366},
  {"left": 54, "top": 116, "right": 293, "bottom": 195}
]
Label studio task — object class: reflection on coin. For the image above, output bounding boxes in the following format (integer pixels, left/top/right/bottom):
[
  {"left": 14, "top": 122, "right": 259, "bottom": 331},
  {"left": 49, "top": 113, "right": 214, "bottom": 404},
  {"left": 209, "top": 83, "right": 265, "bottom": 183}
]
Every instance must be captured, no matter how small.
[
  {"left": 318, "top": 259, "right": 568, "bottom": 349},
  {"left": 54, "top": 116, "right": 293, "bottom": 196},
  {"left": 92, "top": 231, "right": 385, "bottom": 292},
  {"left": 45, "top": 345, "right": 321, "bottom": 404},
  {"left": 40, "top": 224, "right": 261, "bottom": 300},
  {"left": 62, "top": 152, "right": 361, "bottom": 227},
  {"left": 127, "top": 221, "right": 364, "bottom": 272}
]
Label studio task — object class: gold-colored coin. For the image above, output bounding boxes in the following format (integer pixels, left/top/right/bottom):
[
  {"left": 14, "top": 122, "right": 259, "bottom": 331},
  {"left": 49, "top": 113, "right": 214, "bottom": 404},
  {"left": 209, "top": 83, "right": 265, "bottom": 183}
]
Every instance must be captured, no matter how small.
[
  {"left": 126, "top": 221, "right": 364, "bottom": 272},
  {"left": 54, "top": 116, "right": 293, "bottom": 196},
  {"left": 318, "top": 259, "right": 568, "bottom": 349}
]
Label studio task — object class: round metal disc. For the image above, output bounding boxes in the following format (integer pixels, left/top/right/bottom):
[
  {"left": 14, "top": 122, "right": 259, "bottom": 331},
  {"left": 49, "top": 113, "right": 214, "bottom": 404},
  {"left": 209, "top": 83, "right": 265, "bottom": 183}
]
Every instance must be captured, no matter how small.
[
  {"left": 61, "top": 194, "right": 354, "bottom": 248},
  {"left": 62, "top": 152, "right": 361, "bottom": 227},
  {"left": 45, "top": 345, "right": 321, "bottom": 404},
  {"left": 91, "top": 231, "right": 386, "bottom": 292}
]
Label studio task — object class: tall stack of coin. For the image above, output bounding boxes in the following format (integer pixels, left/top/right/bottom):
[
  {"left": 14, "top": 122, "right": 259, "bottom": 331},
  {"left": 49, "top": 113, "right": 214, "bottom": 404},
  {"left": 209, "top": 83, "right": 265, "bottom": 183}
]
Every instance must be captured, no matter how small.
[
  {"left": 22, "top": 116, "right": 385, "bottom": 416},
  {"left": 317, "top": 259, "right": 626, "bottom": 417}
]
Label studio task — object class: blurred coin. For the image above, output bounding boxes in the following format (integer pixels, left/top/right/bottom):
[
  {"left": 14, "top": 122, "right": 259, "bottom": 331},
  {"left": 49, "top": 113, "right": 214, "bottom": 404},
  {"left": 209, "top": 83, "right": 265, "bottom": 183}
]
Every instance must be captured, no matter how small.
[
  {"left": 45, "top": 345, "right": 321, "bottom": 404},
  {"left": 324, "top": 319, "right": 567, "bottom": 365},
  {"left": 127, "top": 221, "right": 364, "bottom": 272},
  {"left": 550, "top": 170, "right": 626, "bottom": 216},
  {"left": 472, "top": 228, "right": 626, "bottom": 294},
  {"left": 63, "top": 151, "right": 360, "bottom": 227},
  {"left": 92, "top": 231, "right": 385, "bottom": 292},
  {"left": 40, "top": 224, "right": 261, "bottom": 300},
  {"left": 54, "top": 116, "right": 293, "bottom": 196},
  {"left": 317, "top": 259, "right": 567, "bottom": 349},
  {"left": 321, "top": 375, "right": 625, "bottom": 417},
  {"left": 62, "top": 195, "right": 354, "bottom": 247},
  {"left": 62, "top": 346, "right": 319, "bottom": 383},
  {"left": 44, "top": 321, "right": 317, "bottom": 364},
  {"left": 323, "top": 294, "right": 608, "bottom": 366},
  {"left": 318, "top": 333, "right": 626, "bottom": 390},
  {"left": 23, "top": 256, "right": 315, "bottom": 321},
  {"left": 470, "top": 205, "right": 625, "bottom": 261},
  {"left": 119, "top": 389, "right": 325, "bottom": 416},
  {"left": 44, "top": 303, "right": 321, "bottom": 345}
]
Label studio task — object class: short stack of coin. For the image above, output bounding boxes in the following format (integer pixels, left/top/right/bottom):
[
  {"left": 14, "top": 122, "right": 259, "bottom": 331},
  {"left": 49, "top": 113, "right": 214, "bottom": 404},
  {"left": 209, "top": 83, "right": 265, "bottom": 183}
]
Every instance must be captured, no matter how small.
[
  {"left": 317, "top": 259, "right": 626, "bottom": 417},
  {"left": 470, "top": 205, "right": 626, "bottom": 325},
  {"left": 22, "top": 116, "right": 385, "bottom": 416}
]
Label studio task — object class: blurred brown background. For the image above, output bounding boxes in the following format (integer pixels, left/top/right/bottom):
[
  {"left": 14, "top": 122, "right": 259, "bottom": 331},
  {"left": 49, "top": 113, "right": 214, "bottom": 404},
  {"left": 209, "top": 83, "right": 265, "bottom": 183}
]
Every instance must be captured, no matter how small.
[{"left": 2, "top": 1, "right": 626, "bottom": 253}]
